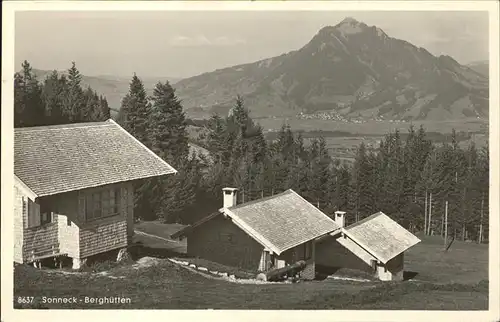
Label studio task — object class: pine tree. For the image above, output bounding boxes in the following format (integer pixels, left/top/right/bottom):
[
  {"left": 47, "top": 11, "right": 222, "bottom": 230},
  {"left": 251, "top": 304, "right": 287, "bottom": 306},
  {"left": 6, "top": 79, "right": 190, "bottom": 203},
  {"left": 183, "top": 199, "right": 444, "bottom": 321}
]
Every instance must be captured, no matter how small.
[
  {"left": 221, "top": 96, "right": 269, "bottom": 196},
  {"left": 41, "top": 71, "right": 69, "bottom": 125},
  {"left": 14, "top": 72, "right": 26, "bottom": 127},
  {"left": 14, "top": 61, "right": 45, "bottom": 127},
  {"left": 206, "top": 114, "right": 226, "bottom": 162},
  {"left": 134, "top": 177, "right": 165, "bottom": 221},
  {"left": 149, "top": 81, "right": 189, "bottom": 166},
  {"left": 269, "top": 124, "right": 295, "bottom": 193},
  {"left": 147, "top": 81, "right": 191, "bottom": 222},
  {"left": 228, "top": 95, "right": 251, "bottom": 135},
  {"left": 64, "top": 62, "right": 85, "bottom": 122},
  {"left": 161, "top": 159, "right": 200, "bottom": 223},
  {"left": 351, "top": 142, "right": 376, "bottom": 221},
  {"left": 82, "top": 87, "right": 99, "bottom": 121},
  {"left": 477, "top": 143, "right": 489, "bottom": 242},
  {"left": 335, "top": 164, "right": 352, "bottom": 211},
  {"left": 246, "top": 124, "right": 267, "bottom": 164},
  {"left": 204, "top": 159, "right": 227, "bottom": 199},
  {"left": 99, "top": 95, "right": 111, "bottom": 120},
  {"left": 119, "top": 74, "right": 152, "bottom": 147},
  {"left": 116, "top": 74, "right": 154, "bottom": 221},
  {"left": 308, "top": 137, "right": 332, "bottom": 209},
  {"left": 461, "top": 142, "right": 481, "bottom": 240}
]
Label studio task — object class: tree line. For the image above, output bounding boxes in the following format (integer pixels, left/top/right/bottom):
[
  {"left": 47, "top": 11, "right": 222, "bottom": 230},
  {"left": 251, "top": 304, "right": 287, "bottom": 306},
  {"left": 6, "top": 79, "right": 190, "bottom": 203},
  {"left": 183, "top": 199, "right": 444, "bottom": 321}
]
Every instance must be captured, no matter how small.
[
  {"left": 14, "top": 62, "right": 489, "bottom": 243},
  {"left": 14, "top": 61, "right": 110, "bottom": 127},
  {"left": 197, "top": 100, "right": 489, "bottom": 243}
]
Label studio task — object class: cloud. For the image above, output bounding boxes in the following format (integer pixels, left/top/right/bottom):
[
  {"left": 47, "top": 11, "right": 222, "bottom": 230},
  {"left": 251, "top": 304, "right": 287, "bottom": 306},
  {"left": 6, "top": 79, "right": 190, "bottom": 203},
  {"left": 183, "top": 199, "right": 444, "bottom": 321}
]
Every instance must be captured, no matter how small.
[{"left": 169, "top": 35, "right": 246, "bottom": 47}]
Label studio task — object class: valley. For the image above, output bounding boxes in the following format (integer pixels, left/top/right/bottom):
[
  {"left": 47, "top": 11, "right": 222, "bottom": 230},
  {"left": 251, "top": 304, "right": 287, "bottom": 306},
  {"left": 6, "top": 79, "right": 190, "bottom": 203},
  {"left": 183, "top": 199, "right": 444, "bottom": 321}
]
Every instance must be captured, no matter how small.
[{"left": 188, "top": 116, "right": 488, "bottom": 163}]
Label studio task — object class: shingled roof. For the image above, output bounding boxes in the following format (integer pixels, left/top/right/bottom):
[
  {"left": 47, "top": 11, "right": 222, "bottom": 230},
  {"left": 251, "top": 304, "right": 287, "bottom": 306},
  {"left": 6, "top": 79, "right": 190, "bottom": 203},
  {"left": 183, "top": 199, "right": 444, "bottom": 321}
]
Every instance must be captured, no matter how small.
[
  {"left": 343, "top": 212, "right": 421, "bottom": 264},
  {"left": 174, "top": 189, "right": 340, "bottom": 255},
  {"left": 14, "top": 119, "right": 177, "bottom": 197}
]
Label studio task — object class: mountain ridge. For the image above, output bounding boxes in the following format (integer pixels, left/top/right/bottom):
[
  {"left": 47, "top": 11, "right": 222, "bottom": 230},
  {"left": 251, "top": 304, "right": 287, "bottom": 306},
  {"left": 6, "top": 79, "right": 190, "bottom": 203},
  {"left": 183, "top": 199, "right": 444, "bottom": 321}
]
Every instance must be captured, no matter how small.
[
  {"left": 29, "top": 68, "right": 182, "bottom": 113},
  {"left": 466, "top": 60, "right": 489, "bottom": 77},
  {"left": 174, "top": 17, "right": 488, "bottom": 121}
]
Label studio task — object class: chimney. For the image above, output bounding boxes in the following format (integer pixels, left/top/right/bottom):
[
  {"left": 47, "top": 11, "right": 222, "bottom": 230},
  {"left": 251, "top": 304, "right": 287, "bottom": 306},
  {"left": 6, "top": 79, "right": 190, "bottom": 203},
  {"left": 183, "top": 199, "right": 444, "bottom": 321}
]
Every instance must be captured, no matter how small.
[
  {"left": 334, "top": 211, "right": 346, "bottom": 228},
  {"left": 223, "top": 187, "right": 238, "bottom": 208}
]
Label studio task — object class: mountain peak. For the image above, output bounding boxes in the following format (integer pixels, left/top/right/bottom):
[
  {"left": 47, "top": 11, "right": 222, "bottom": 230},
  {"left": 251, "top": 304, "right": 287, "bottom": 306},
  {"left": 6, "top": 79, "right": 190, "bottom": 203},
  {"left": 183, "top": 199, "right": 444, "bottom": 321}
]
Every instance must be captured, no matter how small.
[
  {"left": 174, "top": 18, "right": 489, "bottom": 122},
  {"left": 315, "top": 17, "right": 367, "bottom": 37},
  {"left": 332, "top": 17, "right": 371, "bottom": 38},
  {"left": 339, "top": 17, "right": 360, "bottom": 25}
]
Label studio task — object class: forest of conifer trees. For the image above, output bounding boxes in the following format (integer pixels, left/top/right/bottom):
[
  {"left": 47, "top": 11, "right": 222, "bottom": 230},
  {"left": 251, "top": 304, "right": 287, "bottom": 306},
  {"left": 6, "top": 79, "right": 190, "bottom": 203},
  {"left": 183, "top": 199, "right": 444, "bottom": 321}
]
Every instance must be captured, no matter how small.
[
  {"left": 197, "top": 101, "right": 489, "bottom": 244},
  {"left": 14, "top": 62, "right": 490, "bottom": 244},
  {"left": 14, "top": 61, "right": 110, "bottom": 127}
]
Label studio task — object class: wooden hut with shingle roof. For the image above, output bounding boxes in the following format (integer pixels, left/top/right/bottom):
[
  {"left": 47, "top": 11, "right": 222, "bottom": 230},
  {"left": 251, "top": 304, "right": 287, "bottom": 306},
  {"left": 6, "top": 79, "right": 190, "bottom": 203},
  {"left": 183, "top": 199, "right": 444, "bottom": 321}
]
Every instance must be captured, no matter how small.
[
  {"left": 172, "top": 188, "right": 341, "bottom": 280},
  {"left": 14, "top": 119, "right": 177, "bottom": 268},
  {"left": 316, "top": 211, "right": 421, "bottom": 281}
]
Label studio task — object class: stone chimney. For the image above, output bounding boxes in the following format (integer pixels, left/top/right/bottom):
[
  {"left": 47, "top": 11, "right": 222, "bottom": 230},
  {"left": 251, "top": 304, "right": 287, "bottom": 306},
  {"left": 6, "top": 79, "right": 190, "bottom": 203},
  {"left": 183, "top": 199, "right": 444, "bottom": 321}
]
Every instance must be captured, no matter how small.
[
  {"left": 334, "top": 211, "right": 346, "bottom": 228},
  {"left": 223, "top": 188, "right": 238, "bottom": 208}
]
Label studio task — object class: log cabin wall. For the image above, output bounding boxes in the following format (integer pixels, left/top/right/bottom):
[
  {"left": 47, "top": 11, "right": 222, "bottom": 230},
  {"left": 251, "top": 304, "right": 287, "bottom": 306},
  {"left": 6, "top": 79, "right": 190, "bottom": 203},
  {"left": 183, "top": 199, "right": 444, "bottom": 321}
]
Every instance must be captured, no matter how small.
[
  {"left": 315, "top": 235, "right": 374, "bottom": 273},
  {"left": 14, "top": 181, "right": 135, "bottom": 263},
  {"left": 78, "top": 182, "right": 132, "bottom": 259},
  {"left": 187, "top": 215, "right": 264, "bottom": 271}
]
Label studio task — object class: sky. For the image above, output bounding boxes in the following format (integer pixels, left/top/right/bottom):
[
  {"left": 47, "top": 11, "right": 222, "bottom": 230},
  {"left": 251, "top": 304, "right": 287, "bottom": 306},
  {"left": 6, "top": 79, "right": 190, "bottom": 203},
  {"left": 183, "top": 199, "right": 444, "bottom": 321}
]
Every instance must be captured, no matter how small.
[{"left": 15, "top": 10, "right": 489, "bottom": 79}]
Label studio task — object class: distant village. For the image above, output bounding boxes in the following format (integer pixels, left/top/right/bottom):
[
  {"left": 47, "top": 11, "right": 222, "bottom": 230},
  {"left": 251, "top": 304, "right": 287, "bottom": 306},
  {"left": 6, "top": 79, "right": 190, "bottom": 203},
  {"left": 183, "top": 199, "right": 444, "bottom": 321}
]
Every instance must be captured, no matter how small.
[{"left": 296, "top": 111, "right": 410, "bottom": 123}]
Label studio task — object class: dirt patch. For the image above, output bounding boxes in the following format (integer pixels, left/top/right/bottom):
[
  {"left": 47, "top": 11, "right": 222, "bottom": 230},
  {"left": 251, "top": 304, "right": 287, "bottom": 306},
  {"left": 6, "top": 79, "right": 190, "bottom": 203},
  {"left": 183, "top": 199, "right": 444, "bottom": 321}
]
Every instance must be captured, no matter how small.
[
  {"left": 45, "top": 268, "right": 126, "bottom": 280},
  {"left": 327, "top": 276, "right": 371, "bottom": 282},
  {"left": 95, "top": 271, "right": 126, "bottom": 279},
  {"left": 132, "top": 256, "right": 161, "bottom": 269},
  {"left": 42, "top": 257, "right": 160, "bottom": 279},
  {"left": 47, "top": 270, "right": 81, "bottom": 276}
]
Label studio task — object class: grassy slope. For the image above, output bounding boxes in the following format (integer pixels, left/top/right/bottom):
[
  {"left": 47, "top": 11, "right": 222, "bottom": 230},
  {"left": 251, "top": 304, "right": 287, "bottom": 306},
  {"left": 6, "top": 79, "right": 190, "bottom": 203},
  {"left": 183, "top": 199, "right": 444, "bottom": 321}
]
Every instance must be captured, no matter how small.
[
  {"left": 135, "top": 221, "right": 186, "bottom": 239},
  {"left": 13, "top": 262, "right": 488, "bottom": 310},
  {"left": 405, "top": 234, "right": 488, "bottom": 285},
  {"left": 133, "top": 221, "right": 187, "bottom": 254},
  {"left": 13, "top": 224, "right": 489, "bottom": 310},
  {"left": 14, "top": 261, "right": 379, "bottom": 309}
]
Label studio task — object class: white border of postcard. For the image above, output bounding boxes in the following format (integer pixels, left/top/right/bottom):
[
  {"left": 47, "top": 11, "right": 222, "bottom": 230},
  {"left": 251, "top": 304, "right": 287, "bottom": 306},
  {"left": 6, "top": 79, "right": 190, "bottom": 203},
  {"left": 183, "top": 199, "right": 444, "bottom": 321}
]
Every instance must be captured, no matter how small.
[{"left": 2, "top": 1, "right": 499, "bottom": 322}]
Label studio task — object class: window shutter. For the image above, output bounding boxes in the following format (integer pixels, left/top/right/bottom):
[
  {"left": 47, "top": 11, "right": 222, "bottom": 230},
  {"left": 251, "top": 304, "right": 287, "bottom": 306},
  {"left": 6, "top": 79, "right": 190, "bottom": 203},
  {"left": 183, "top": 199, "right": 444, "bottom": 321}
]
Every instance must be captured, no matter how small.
[
  {"left": 27, "top": 199, "right": 33, "bottom": 227},
  {"left": 33, "top": 201, "right": 41, "bottom": 227},
  {"left": 28, "top": 199, "right": 41, "bottom": 228}
]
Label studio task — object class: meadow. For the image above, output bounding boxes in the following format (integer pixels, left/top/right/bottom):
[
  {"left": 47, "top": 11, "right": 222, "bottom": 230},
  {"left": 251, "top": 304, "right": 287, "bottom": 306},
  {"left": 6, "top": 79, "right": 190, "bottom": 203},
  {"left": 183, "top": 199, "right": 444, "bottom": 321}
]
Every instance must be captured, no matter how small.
[{"left": 14, "top": 222, "right": 488, "bottom": 310}]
